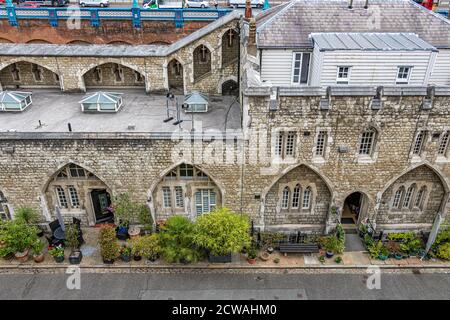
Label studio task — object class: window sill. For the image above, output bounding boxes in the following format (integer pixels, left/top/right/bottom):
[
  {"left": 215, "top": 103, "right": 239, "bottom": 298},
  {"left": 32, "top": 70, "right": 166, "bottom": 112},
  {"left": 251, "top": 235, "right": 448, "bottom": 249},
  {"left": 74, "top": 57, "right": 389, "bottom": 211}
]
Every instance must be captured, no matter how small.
[
  {"left": 410, "top": 155, "right": 423, "bottom": 163},
  {"left": 435, "top": 156, "right": 450, "bottom": 164},
  {"left": 312, "top": 156, "right": 326, "bottom": 164}
]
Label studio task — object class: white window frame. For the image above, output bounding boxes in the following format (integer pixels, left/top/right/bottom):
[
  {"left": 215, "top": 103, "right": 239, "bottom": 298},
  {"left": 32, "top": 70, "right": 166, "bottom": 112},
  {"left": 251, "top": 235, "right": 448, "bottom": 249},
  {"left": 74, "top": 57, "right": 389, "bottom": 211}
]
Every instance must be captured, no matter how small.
[
  {"left": 195, "top": 189, "right": 216, "bottom": 215},
  {"left": 392, "top": 187, "right": 404, "bottom": 209},
  {"left": 281, "top": 187, "right": 290, "bottom": 209},
  {"left": 174, "top": 186, "right": 184, "bottom": 208},
  {"left": 396, "top": 66, "right": 412, "bottom": 84},
  {"left": 162, "top": 187, "right": 172, "bottom": 208},
  {"left": 302, "top": 187, "right": 312, "bottom": 209},
  {"left": 291, "top": 52, "right": 310, "bottom": 85},
  {"left": 336, "top": 66, "right": 351, "bottom": 85},
  {"left": 274, "top": 131, "right": 297, "bottom": 159},
  {"left": 68, "top": 185, "right": 80, "bottom": 208},
  {"left": 412, "top": 130, "right": 426, "bottom": 155},
  {"left": 402, "top": 185, "right": 415, "bottom": 209},
  {"left": 438, "top": 131, "right": 449, "bottom": 156},
  {"left": 358, "top": 129, "right": 376, "bottom": 156},
  {"left": 291, "top": 184, "right": 301, "bottom": 209},
  {"left": 56, "top": 186, "right": 68, "bottom": 209},
  {"left": 315, "top": 131, "right": 327, "bottom": 157}
]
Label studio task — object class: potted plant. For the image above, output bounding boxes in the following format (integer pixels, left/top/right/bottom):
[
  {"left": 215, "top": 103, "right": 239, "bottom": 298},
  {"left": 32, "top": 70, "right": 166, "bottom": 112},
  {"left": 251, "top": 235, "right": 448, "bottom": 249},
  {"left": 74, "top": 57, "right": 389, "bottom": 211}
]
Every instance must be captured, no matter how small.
[
  {"left": 259, "top": 251, "right": 270, "bottom": 261},
  {"left": 273, "top": 257, "right": 280, "bottom": 264},
  {"left": 247, "top": 243, "right": 257, "bottom": 264},
  {"left": 159, "top": 216, "right": 202, "bottom": 264},
  {"left": 334, "top": 256, "right": 342, "bottom": 264},
  {"left": 31, "top": 239, "right": 45, "bottom": 263},
  {"left": 112, "top": 193, "right": 140, "bottom": 240},
  {"left": 267, "top": 246, "right": 274, "bottom": 254},
  {"left": 193, "top": 208, "right": 251, "bottom": 263},
  {"left": 358, "top": 223, "right": 368, "bottom": 238},
  {"left": 49, "top": 245, "right": 65, "bottom": 263},
  {"left": 318, "top": 255, "right": 325, "bottom": 264},
  {"left": 120, "top": 245, "right": 132, "bottom": 262},
  {"left": 139, "top": 234, "right": 160, "bottom": 261},
  {"left": 5, "top": 220, "right": 39, "bottom": 263},
  {"left": 128, "top": 225, "right": 141, "bottom": 239},
  {"left": 98, "top": 226, "right": 120, "bottom": 264},
  {"left": 378, "top": 244, "right": 389, "bottom": 261},
  {"left": 138, "top": 204, "right": 153, "bottom": 236},
  {"left": 324, "top": 236, "right": 338, "bottom": 258},
  {"left": 66, "top": 223, "right": 83, "bottom": 265}
]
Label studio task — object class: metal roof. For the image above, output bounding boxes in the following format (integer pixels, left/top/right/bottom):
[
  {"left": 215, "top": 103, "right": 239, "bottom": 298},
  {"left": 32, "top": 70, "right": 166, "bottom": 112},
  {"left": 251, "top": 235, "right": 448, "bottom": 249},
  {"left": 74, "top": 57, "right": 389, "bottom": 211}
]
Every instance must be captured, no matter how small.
[
  {"left": 310, "top": 33, "right": 437, "bottom": 52},
  {"left": 0, "top": 91, "right": 32, "bottom": 103},
  {"left": 79, "top": 92, "right": 123, "bottom": 104}
]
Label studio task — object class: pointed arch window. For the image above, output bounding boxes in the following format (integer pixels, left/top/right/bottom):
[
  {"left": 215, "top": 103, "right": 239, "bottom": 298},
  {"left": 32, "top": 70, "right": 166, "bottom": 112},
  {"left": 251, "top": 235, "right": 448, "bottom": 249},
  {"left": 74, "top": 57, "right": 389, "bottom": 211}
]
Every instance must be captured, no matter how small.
[
  {"left": 281, "top": 187, "right": 290, "bottom": 209},
  {"left": 292, "top": 184, "right": 301, "bottom": 209},
  {"left": 402, "top": 184, "right": 416, "bottom": 209},
  {"left": 438, "top": 131, "right": 449, "bottom": 156},
  {"left": 302, "top": 187, "right": 312, "bottom": 209},
  {"left": 412, "top": 130, "right": 426, "bottom": 155},
  {"left": 392, "top": 187, "right": 404, "bottom": 209},
  {"left": 414, "top": 186, "right": 427, "bottom": 210}
]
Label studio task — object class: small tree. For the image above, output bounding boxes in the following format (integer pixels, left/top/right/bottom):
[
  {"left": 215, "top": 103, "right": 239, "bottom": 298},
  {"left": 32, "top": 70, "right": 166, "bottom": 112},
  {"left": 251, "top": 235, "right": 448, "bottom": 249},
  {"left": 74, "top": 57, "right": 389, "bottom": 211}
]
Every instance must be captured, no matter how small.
[
  {"left": 112, "top": 193, "right": 141, "bottom": 228},
  {"left": 159, "top": 215, "right": 201, "bottom": 263},
  {"left": 66, "top": 223, "right": 79, "bottom": 251},
  {"left": 193, "top": 208, "right": 251, "bottom": 257},
  {"left": 98, "top": 226, "right": 120, "bottom": 262},
  {"left": 15, "top": 206, "right": 39, "bottom": 225}
]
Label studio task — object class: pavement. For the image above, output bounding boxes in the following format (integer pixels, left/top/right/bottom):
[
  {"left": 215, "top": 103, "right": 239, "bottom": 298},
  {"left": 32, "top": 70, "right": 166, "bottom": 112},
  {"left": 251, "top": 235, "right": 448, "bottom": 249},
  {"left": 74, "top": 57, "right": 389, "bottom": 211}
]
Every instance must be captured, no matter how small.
[
  {"left": 1, "top": 227, "right": 449, "bottom": 271},
  {"left": 0, "top": 272, "right": 449, "bottom": 299},
  {"left": 0, "top": 89, "right": 241, "bottom": 133}
]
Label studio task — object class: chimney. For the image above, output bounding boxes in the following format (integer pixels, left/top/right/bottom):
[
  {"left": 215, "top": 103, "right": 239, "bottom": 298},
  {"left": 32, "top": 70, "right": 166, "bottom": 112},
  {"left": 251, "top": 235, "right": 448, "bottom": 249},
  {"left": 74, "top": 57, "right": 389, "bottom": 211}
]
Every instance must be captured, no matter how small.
[
  {"left": 245, "top": 0, "right": 252, "bottom": 20},
  {"left": 247, "top": 17, "right": 257, "bottom": 56},
  {"left": 364, "top": 0, "right": 369, "bottom": 9},
  {"left": 348, "top": 0, "right": 353, "bottom": 9}
]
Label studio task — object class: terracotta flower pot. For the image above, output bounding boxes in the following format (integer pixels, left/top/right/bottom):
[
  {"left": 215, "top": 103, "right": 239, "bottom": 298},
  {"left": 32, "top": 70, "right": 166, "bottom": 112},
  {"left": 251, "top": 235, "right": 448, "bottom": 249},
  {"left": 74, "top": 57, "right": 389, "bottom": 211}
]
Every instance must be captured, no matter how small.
[
  {"left": 128, "top": 226, "right": 141, "bottom": 239},
  {"left": 247, "top": 258, "right": 257, "bottom": 264},
  {"left": 33, "top": 253, "right": 45, "bottom": 263},
  {"left": 14, "top": 250, "right": 29, "bottom": 263}
]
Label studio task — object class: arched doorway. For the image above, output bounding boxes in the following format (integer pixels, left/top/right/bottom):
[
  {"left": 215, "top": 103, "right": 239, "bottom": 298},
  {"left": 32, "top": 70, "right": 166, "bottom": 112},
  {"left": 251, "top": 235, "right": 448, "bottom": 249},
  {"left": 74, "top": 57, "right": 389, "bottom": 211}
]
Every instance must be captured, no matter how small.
[
  {"left": 0, "top": 61, "right": 61, "bottom": 89},
  {"left": 221, "top": 79, "right": 238, "bottom": 96},
  {"left": 151, "top": 163, "right": 222, "bottom": 222},
  {"left": 341, "top": 192, "right": 368, "bottom": 228},
  {"left": 167, "top": 59, "right": 184, "bottom": 93},
  {"left": 82, "top": 63, "right": 146, "bottom": 91},
  {"left": 43, "top": 163, "right": 113, "bottom": 226}
]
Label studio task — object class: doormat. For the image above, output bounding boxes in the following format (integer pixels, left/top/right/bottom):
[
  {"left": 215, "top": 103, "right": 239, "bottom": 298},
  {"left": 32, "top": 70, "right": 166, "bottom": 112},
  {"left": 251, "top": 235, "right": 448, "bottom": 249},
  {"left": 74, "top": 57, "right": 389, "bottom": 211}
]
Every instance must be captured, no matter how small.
[{"left": 341, "top": 218, "right": 355, "bottom": 224}]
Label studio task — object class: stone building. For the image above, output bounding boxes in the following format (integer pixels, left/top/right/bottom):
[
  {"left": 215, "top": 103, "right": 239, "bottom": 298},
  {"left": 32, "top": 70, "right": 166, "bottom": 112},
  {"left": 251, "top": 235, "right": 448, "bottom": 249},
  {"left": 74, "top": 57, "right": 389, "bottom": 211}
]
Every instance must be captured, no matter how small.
[{"left": 0, "top": 1, "right": 449, "bottom": 239}]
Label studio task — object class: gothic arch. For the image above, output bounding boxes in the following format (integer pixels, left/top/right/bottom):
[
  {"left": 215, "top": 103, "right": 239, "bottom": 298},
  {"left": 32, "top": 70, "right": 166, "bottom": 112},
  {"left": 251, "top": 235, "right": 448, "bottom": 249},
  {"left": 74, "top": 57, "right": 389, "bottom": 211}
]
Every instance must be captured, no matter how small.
[
  {"left": 218, "top": 75, "right": 238, "bottom": 95},
  {"left": 79, "top": 61, "right": 148, "bottom": 92},
  {"left": 192, "top": 42, "right": 213, "bottom": 81}
]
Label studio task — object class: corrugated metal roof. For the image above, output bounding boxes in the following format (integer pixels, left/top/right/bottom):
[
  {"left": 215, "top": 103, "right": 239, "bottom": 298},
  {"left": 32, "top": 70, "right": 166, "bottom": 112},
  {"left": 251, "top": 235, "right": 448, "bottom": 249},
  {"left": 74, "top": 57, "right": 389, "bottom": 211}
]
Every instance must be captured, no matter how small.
[{"left": 310, "top": 33, "right": 437, "bottom": 51}]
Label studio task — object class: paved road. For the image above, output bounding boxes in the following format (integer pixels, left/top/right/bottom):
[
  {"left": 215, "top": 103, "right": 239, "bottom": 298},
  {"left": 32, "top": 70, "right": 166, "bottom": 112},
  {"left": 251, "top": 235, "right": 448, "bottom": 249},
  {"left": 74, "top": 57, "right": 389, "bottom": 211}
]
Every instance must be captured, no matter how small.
[{"left": 0, "top": 272, "right": 449, "bottom": 300}]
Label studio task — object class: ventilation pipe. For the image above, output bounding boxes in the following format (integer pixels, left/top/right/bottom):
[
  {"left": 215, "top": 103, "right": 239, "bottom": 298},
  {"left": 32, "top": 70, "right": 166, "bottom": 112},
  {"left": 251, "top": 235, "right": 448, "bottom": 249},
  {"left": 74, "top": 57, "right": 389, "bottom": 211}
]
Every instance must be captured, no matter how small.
[{"left": 364, "top": 0, "right": 369, "bottom": 9}]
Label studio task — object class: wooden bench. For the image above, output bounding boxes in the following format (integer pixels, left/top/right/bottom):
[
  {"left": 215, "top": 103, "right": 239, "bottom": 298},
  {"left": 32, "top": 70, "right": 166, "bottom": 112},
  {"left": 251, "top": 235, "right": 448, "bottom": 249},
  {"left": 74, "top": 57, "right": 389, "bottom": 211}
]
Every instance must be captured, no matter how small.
[{"left": 279, "top": 243, "right": 319, "bottom": 256}]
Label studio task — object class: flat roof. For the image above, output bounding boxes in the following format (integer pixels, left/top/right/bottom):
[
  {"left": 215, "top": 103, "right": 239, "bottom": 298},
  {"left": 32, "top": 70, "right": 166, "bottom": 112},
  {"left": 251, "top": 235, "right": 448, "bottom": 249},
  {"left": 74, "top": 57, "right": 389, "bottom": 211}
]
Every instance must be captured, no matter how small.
[
  {"left": 310, "top": 33, "right": 437, "bottom": 52},
  {"left": 0, "top": 90, "right": 241, "bottom": 134}
]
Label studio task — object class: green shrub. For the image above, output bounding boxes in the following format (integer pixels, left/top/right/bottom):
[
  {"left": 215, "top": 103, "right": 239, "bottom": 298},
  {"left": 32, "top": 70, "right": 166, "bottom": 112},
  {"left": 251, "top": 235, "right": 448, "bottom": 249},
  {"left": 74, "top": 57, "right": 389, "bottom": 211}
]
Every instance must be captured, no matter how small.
[
  {"left": 387, "top": 232, "right": 415, "bottom": 242},
  {"left": 0, "top": 220, "right": 38, "bottom": 255},
  {"left": 138, "top": 204, "right": 153, "bottom": 231},
  {"left": 15, "top": 206, "right": 40, "bottom": 225},
  {"left": 130, "top": 234, "right": 160, "bottom": 259},
  {"left": 112, "top": 193, "right": 140, "bottom": 228},
  {"left": 334, "top": 256, "right": 342, "bottom": 264},
  {"left": 159, "top": 215, "right": 202, "bottom": 263},
  {"left": 259, "top": 231, "right": 286, "bottom": 248},
  {"left": 368, "top": 241, "right": 388, "bottom": 259},
  {"left": 49, "top": 245, "right": 64, "bottom": 258},
  {"left": 31, "top": 239, "right": 45, "bottom": 256},
  {"left": 98, "top": 226, "right": 120, "bottom": 261},
  {"left": 65, "top": 223, "right": 79, "bottom": 250},
  {"left": 193, "top": 208, "right": 251, "bottom": 256},
  {"left": 436, "top": 243, "right": 450, "bottom": 260}
]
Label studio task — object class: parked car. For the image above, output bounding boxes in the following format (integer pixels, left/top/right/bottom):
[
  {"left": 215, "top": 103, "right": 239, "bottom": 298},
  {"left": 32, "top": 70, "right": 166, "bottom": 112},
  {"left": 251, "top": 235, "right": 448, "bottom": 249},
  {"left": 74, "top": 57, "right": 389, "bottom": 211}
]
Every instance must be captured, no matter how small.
[
  {"left": 19, "top": 1, "right": 41, "bottom": 7},
  {"left": 28, "top": 0, "right": 68, "bottom": 7},
  {"left": 186, "top": 0, "right": 210, "bottom": 8},
  {"left": 228, "top": 0, "right": 264, "bottom": 8},
  {"left": 79, "top": 0, "right": 109, "bottom": 7}
]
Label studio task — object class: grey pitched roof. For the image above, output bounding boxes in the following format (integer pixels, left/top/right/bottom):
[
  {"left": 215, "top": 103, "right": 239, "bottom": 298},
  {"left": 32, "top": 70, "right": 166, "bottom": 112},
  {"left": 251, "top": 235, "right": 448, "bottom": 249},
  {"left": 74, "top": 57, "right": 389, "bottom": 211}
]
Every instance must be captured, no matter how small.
[
  {"left": 257, "top": 0, "right": 450, "bottom": 49},
  {"left": 310, "top": 32, "right": 438, "bottom": 51}
]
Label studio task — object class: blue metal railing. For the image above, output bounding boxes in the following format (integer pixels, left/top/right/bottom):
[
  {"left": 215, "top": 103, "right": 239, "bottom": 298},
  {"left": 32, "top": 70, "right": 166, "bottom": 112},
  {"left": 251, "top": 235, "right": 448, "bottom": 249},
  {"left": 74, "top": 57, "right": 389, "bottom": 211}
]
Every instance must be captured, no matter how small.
[{"left": 0, "top": 5, "right": 232, "bottom": 28}]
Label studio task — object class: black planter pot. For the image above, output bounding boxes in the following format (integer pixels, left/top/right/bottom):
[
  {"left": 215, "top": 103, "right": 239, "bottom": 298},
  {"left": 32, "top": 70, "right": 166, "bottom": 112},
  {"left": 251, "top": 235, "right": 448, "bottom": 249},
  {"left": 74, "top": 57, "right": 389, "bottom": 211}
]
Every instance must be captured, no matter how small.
[
  {"left": 326, "top": 251, "right": 334, "bottom": 258},
  {"left": 121, "top": 254, "right": 131, "bottom": 262},
  {"left": 54, "top": 256, "right": 65, "bottom": 263},
  {"left": 208, "top": 253, "right": 232, "bottom": 263},
  {"left": 69, "top": 250, "right": 83, "bottom": 265},
  {"left": 103, "top": 259, "right": 114, "bottom": 264},
  {"left": 133, "top": 254, "right": 142, "bottom": 261}
]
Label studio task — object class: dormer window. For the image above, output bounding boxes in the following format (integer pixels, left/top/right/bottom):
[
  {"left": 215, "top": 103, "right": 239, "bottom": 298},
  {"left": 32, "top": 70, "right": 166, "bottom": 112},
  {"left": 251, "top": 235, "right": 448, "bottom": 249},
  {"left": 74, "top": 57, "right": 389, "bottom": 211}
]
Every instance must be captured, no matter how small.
[
  {"left": 336, "top": 66, "right": 350, "bottom": 85},
  {"left": 396, "top": 66, "right": 412, "bottom": 84}
]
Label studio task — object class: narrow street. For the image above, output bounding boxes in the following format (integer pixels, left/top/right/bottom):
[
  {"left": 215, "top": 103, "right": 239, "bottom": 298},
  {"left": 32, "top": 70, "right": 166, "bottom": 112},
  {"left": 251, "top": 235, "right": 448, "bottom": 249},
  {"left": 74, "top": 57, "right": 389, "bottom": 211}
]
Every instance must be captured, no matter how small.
[{"left": 0, "top": 272, "right": 448, "bottom": 300}]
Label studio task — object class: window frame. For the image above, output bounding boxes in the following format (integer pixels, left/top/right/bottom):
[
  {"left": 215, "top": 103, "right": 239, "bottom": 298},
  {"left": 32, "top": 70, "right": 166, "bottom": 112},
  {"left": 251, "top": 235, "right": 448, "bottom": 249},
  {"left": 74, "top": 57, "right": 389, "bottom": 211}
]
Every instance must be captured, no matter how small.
[
  {"left": 281, "top": 187, "right": 290, "bottom": 210},
  {"left": 392, "top": 187, "right": 404, "bottom": 209},
  {"left": 412, "top": 130, "right": 426, "bottom": 156},
  {"left": 291, "top": 184, "right": 301, "bottom": 209},
  {"left": 302, "top": 187, "right": 312, "bottom": 209},
  {"left": 291, "top": 52, "right": 310, "bottom": 85},
  {"left": 358, "top": 128, "right": 376, "bottom": 156},
  {"left": 162, "top": 186, "right": 172, "bottom": 208},
  {"left": 315, "top": 130, "right": 327, "bottom": 157},
  {"left": 67, "top": 185, "right": 80, "bottom": 208},
  {"left": 336, "top": 66, "right": 351, "bottom": 85},
  {"left": 438, "top": 131, "right": 449, "bottom": 156},
  {"left": 55, "top": 186, "right": 68, "bottom": 209},
  {"left": 396, "top": 66, "right": 412, "bottom": 85},
  {"left": 402, "top": 185, "right": 416, "bottom": 209}
]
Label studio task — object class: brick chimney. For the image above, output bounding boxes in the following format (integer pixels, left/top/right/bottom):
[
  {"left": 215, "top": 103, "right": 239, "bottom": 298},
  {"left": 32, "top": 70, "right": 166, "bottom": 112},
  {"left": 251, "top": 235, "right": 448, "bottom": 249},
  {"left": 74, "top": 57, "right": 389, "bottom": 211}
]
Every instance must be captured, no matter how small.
[
  {"left": 247, "top": 17, "right": 257, "bottom": 56},
  {"left": 245, "top": 0, "right": 252, "bottom": 20}
]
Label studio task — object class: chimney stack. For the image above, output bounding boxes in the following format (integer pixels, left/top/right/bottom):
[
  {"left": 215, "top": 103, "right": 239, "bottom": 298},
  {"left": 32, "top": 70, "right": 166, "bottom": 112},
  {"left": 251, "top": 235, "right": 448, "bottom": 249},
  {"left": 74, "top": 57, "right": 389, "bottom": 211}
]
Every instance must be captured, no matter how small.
[
  {"left": 245, "top": 0, "right": 252, "bottom": 20},
  {"left": 247, "top": 17, "right": 257, "bottom": 56},
  {"left": 348, "top": 0, "right": 353, "bottom": 9}
]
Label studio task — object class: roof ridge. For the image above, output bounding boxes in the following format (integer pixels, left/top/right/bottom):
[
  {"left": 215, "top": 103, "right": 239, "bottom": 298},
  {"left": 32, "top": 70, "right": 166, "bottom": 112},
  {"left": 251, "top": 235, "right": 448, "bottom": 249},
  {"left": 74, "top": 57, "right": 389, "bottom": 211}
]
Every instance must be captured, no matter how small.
[{"left": 256, "top": 0, "right": 298, "bottom": 33}]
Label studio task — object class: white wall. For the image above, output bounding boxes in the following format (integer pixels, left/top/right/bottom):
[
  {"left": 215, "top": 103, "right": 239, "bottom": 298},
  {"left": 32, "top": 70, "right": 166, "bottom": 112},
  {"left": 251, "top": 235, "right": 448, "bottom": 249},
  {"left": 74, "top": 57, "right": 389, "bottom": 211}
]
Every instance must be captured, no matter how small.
[
  {"left": 317, "top": 51, "right": 433, "bottom": 86},
  {"left": 260, "top": 49, "right": 294, "bottom": 86},
  {"left": 430, "top": 49, "right": 450, "bottom": 85}
]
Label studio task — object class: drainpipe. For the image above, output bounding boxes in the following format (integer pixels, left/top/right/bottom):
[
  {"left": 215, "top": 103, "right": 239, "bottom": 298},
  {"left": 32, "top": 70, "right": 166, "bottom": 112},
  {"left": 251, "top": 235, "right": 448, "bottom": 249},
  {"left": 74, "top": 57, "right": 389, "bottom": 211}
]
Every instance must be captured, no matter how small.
[{"left": 348, "top": 0, "right": 353, "bottom": 9}]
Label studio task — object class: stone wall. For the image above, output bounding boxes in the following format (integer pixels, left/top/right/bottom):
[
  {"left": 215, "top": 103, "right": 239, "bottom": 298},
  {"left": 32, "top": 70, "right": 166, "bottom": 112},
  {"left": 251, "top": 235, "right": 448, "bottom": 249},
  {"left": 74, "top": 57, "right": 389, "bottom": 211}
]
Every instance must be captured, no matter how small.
[
  {"left": 0, "top": 62, "right": 60, "bottom": 88},
  {"left": 0, "top": 20, "right": 240, "bottom": 94},
  {"left": 83, "top": 63, "right": 145, "bottom": 88}
]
